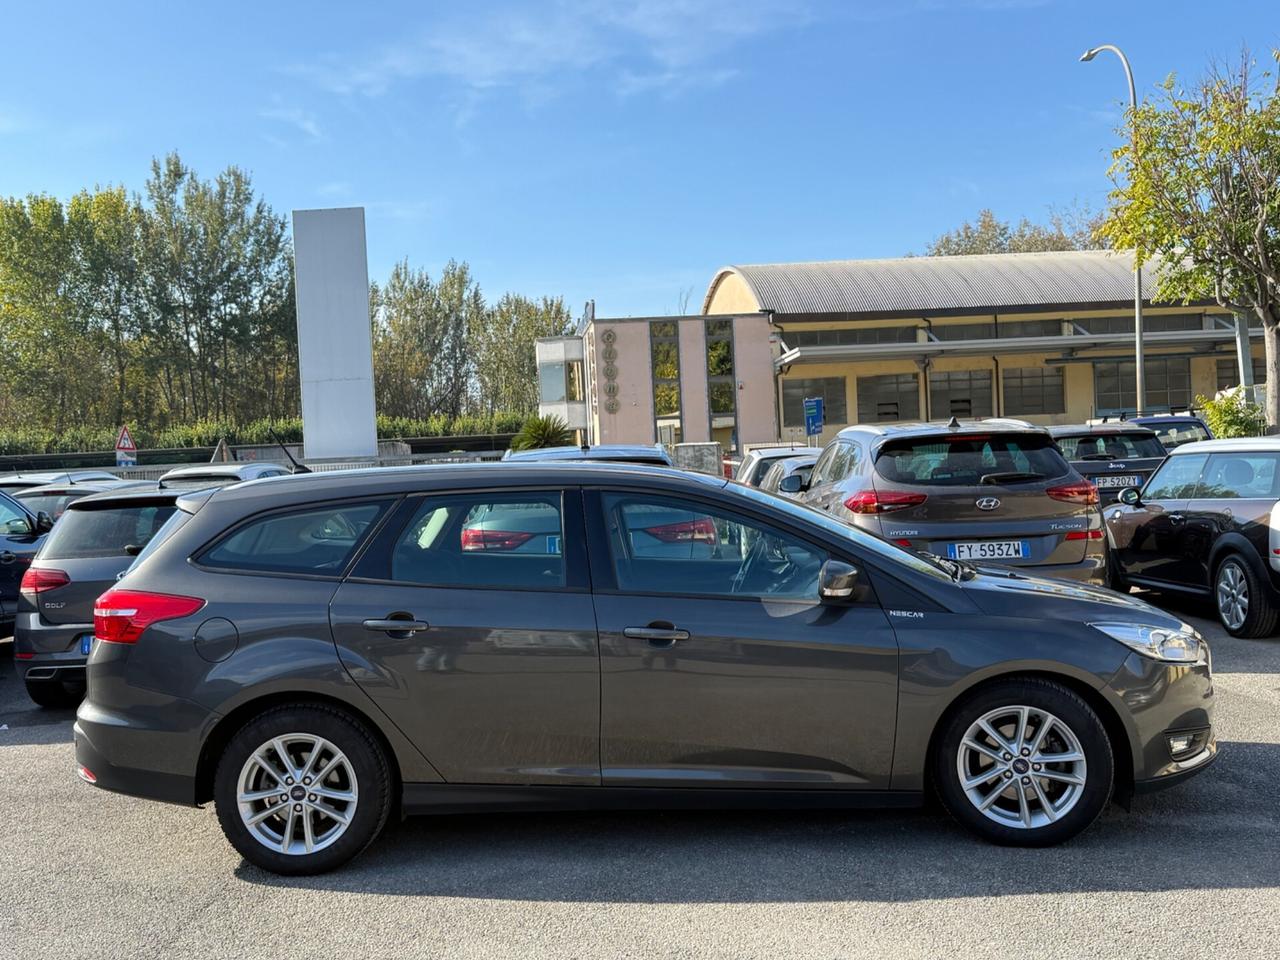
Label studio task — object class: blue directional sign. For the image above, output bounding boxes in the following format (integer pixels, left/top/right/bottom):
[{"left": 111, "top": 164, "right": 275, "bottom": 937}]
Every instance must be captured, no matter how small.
[{"left": 803, "top": 396, "right": 824, "bottom": 437}]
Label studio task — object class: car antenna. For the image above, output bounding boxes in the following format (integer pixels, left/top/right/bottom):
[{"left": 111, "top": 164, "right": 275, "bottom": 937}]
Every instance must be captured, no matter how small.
[
  {"left": 947, "top": 416, "right": 961, "bottom": 429},
  {"left": 270, "top": 428, "right": 311, "bottom": 474}
]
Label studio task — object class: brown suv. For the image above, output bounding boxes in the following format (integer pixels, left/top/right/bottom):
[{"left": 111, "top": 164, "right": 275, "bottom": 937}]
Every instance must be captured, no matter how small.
[{"left": 792, "top": 419, "right": 1105, "bottom": 582}]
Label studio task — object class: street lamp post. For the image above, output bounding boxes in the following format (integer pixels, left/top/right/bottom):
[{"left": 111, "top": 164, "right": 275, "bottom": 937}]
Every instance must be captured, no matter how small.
[{"left": 1081, "top": 44, "right": 1145, "bottom": 416}]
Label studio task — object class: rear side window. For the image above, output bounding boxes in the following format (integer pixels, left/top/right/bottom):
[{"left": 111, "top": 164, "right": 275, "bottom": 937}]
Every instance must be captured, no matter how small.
[
  {"left": 372, "top": 493, "right": 565, "bottom": 589},
  {"left": 874, "top": 433, "right": 1069, "bottom": 486},
  {"left": 41, "top": 504, "right": 178, "bottom": 560},
  {"left": 199, "top": 500, "right": 391, "bottom": 576},
  {"left": 16, "top": 492, "right": 82, "bottom": 519},
  {"left": 1198, "top": 453, "right": 1280, "bottom": 499},
  {"left": 1057, "top": 433, "right": 1166, "bottom": 460}
]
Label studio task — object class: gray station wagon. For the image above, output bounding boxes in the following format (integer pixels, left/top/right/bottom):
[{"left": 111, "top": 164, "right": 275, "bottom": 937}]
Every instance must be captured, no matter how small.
[{"left": 76, "top": 463, "right": 1215, "bottom": 874}]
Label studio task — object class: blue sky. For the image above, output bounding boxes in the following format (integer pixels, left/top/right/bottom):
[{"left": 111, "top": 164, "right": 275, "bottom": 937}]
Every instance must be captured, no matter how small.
[{"left": 2, "top": 0, "right": 1276, "bottom": 318}]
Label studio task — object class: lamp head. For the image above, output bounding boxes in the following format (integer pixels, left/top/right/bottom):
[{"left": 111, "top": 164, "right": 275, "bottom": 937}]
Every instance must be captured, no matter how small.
[{"left": 1079, "top": 48, "right": 1098, "bottom": 62}]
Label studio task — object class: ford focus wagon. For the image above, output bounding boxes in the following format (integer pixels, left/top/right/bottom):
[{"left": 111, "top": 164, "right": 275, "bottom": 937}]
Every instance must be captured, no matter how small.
[{"left": 76, "top": 464, "right": 1215, "bottom": 874}]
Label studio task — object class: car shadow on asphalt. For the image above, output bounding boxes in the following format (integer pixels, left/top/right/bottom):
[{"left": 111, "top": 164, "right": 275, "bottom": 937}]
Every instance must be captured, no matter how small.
[{"left": 236, "top": 739, "right": 1280, "bottom": 903}]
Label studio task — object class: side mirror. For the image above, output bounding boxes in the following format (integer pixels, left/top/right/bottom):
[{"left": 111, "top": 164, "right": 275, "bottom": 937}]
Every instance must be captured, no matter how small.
[
  {"left": 1118, "top": 487, "right": 1142, "bottom": 506},
  {"left": 819, "top": 559, "right": 860, "bottom": 601},
  {"left": 778, "top": 475, "right": 804, "bottom": 494},
  {"left": 34, "top": 511, "right": 55, "bottom": 533}
]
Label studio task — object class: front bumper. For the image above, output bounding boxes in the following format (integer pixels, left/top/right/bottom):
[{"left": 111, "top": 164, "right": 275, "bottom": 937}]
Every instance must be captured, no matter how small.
[{"left": 1108, "top": 649, "right": 1216, "bottom": 790}]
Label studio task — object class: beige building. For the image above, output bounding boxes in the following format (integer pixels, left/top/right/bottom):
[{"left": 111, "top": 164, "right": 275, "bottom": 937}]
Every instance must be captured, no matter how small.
[{"left": 538, "top": 250, "right": 1263, "bottom": 452}]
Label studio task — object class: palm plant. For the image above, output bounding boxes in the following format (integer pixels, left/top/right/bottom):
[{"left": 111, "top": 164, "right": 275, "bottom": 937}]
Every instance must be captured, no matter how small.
[{"left": 510, "top": 414, "right": 572, "bottom": 451}]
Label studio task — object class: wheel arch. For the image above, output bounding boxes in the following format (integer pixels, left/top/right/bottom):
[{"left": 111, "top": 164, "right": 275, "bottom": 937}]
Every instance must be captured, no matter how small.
[
  {"left": 1207, "top": 534, "right": 1265, "bottom": 585},
  {"left": 922, "top": 670, "right": 1136, "bottom": 806},
  {"left": 195, "top": 692, "right": 404, "bottom": 806}
]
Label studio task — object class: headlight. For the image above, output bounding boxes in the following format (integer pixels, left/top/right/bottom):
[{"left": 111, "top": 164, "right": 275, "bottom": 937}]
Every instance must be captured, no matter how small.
[{"left": 1089, "top": 621, "right": 1206, "bottom": 663}]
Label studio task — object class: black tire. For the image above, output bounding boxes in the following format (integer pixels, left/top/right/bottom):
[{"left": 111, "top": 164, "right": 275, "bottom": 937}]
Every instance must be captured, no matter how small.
[
  {"left": 1213, "top": 553, "right": 1279, "bottom": 638},
  {"left": 25, "top": 678, "right": 84, "bottom": 709},
  {"left": 934, "top": 677, "right": 1113, "bottom": 847},
  {"left": 213, "top": 703, "right": 393, "bottom": 875}
]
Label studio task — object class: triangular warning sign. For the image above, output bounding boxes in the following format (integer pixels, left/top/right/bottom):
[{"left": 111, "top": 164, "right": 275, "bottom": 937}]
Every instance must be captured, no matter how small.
[{"left": 115, "top": 425, "right": 137, "bottom": 453}]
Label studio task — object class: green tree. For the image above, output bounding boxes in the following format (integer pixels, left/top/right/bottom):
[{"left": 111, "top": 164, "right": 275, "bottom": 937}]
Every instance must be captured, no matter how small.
[
  {"left": 1100, "top": 52, "right": 1280, "bottom": 427},
  {"left": 472, "top": 293, "right": 573, "bottom": 413},
  {"left": 924, "top": 205, "right": 1105, "bottom": 256}
]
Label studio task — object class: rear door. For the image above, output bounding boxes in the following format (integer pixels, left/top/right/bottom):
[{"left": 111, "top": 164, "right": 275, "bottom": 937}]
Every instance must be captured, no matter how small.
[
  {"left": 1107, "top": 453, "right": 1207, "bottom": 586},
  {"left": 870, "top": 432, "right": 1093, "bottom": 567},
  {"left": 329, "top": 487, "right": 601, "bottom": 785}
]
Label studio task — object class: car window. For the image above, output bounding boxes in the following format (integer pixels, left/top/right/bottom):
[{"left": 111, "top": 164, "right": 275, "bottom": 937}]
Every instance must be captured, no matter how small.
[
  {"left": 0, "top": 493, "right": 30, "bottom": 534},
  {"left": 126, "top": 508, "right": 191, "bottom": 570},
  {"left": 874, "top": 433, "right": 1068, "bottom": 486},
  {"left": 1142, "top": 454, "right": 1208, "bottom": 501},
  {"left": 759, "top": 462, "right": 785, "bottom": 493},
  {"left": 749, "top": 456, "right": 780, "bottom": 486},
  {"left": 1197, "top": 453, "right": 1280, "bottom": 499},
  {"left": 41, "top": 504, "right": 178, "bottom": 560},
  {"left": 15, "top": 491, "right": 84, "bottom": 519},
  {"left": 809, "top": 444, "right": 838, "bottom": 486},
  {"left": 1057, "top": 432, "right": 1165, "bottom": 460},
  {"left": 827, "top": 443, "right": 853, "bottom": 481},
  {"left": 383, "top": 493, "right": 565, "bottom": 589},
  {"left": 1144, "top": 422, "right": 1211, "bottom": 449},
  {"left": 602, "top": 493, "right": 830, "bottom": 600},
  {"left": 199, "top": 500, "right": 390, "bottom": 575}
]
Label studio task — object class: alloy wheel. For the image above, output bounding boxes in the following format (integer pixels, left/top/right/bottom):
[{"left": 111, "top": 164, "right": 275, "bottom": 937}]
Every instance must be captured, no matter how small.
[
  {"left": 1217, "top": 561, "right": 1249, "bottom": 631},
  {"left": 955, "top": 705, "right": 1087, "bottom": 830},
  {"left": 236, "top": 733, "right": 359, "bottom": 855}
]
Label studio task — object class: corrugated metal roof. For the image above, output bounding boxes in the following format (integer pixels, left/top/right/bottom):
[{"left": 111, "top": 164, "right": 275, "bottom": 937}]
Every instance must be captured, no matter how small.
[{"left": 703, "top": 250, "right": 1154, "bottom": 317}]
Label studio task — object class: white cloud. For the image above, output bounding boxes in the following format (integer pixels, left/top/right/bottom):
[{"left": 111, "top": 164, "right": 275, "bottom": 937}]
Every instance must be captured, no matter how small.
[
  {"left": 317, "top": 180, "right": 352, "bottom": 197},
  {"left": 260, "top": 104, "right": 324, "bottom": 141}
]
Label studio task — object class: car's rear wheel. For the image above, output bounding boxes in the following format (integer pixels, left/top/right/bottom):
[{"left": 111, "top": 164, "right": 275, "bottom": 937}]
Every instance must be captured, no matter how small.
[
  {"left": 24, "top": 678, "right": 84, "bottom": 709},
  {"left": 934, "top": 678, "right": 1113, "bottom": 846},
  {"left": 213, "top": 704, "right": 392, "bottom": 875},
  {"left": 1214, "top": 554, "right": 1278, "bottom": 638}
]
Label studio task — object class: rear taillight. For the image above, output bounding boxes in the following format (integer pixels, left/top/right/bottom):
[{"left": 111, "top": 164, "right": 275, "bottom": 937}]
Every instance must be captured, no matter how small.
[
  {"left": 20, "top": 567, "right": 69, "bottom": 597},
  {"left": 844, "top": 490, "right": 928, "bottom": 514},
  {"left": 460, "top": 528, "right": 535, "bottom": 551},
  {"left": 1065, "top": 530, "right": 1104, "bottom": 541},
  {"left": 1046, "top": 481, "right": 1099, "bottom": 506},
  {"left": 643, "top": 518, "right": 719, "bottom": 544},
  {"left": 93, "top": 589, "right": 205, "bottom": 644}
]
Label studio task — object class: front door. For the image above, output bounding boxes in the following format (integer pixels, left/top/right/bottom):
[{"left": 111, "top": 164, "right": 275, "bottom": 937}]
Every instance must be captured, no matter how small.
[
  {"left": 330, "top": 488, "right": 600, "bottom": 785},
  {"left": 585, "top": 489, "right": 899, "bottom": 789},
  {"left": 1181, "top": 451, "right": 1280, "bottom": 587},
  {"left": 1108, "top": 453, "right": 1208, "bottom": 588}
]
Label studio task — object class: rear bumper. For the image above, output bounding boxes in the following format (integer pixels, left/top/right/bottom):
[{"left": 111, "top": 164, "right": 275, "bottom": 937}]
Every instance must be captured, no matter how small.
[
  {"left": 74, "top": 692, "right": 215, "bottom": 807},
  {"left": 1006, "top": 554, "right": 1107, "bottom": 585},
  {"left": 13, "top": 613, "right": 91, "bottom": 683}
]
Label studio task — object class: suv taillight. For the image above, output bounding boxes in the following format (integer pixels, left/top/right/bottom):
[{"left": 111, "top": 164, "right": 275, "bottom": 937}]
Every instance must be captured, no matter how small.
[
  {"left": 844, "top": 490, "right": 928, "bottom": 514},
  {"left": 20, "top": 567, "right": 69, "bottom": 597},
  {"left": 1046, "top": 481, "right": 1099, "bottom": 506},
  {"left": 93, "top": 589, "right": 205, "bottom": 644},
  {"left": 460, "top": 528, "right": 534, "bottom": 551}
]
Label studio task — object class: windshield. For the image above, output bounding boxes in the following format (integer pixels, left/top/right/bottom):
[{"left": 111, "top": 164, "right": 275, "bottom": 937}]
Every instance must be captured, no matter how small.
[
  {"left": 874, "top": 433, "right": 1069, "bottom": 486},
  {"left": 1056, "top": 432, "right": 1166, "bottom": 460},
  {"left": 15, "top": 492, "right": 84, "bottom": 519},
  {"left": 733, "top": 483, "right": 952, "bottom": 582},
  {"left": 41, "top": 502, "right": 177, "bottom": 559}
]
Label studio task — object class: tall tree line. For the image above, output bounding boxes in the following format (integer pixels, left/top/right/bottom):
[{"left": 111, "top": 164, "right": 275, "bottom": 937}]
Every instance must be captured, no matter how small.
[{"left": 0, "top": 152, "right": 574, "bottom": 439}]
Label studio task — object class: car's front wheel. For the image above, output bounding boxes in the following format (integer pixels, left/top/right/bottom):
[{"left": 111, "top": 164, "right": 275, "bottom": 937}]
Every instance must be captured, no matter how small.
[
  {"left": 213, "top": 704, "right": 393, "bottom": 875},
  {"left": 1214, "top": 554, "right": 1278, "bottom": 638},
  {"left": 934, "top": 678, "right": 1113, "bottom": 846}
]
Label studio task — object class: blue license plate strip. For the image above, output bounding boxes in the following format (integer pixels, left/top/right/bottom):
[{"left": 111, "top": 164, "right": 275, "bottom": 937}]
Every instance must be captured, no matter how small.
[{"left": 79, "top": 633, "right": 93, "bottom": 656}]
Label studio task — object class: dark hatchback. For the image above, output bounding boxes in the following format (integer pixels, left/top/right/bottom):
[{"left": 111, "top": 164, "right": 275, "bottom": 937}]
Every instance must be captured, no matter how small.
[
  {"left": 14, "top": 487, "right": 178, "bottom": 706},
  {"left": 77, "top": 463, "right": 1215, "bottom": 874},
  {"left": 1106, "top": 437, "right": 1280, "bottom": 637},
  {"left": 1, "top": 491, "right": 53, "bottom": 635},
  {"left": 1049, "top": 425, "right": 1167, "bottom": 504}
]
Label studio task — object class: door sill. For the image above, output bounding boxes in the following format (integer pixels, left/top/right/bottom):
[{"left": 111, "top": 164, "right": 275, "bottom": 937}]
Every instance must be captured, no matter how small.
[{"left": 401, "top": 782, "right": 923, "bottom": 816}]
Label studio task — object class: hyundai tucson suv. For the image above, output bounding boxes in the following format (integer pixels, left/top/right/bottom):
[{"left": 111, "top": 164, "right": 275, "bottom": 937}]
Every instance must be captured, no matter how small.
[
  {"left": 14, "top": 487, "right": 179, "bottom": 706},
  {"left": 1049, "top": 424, "right": 1166, "bottom": 504},
  {"left": 1105, "top": 436, "right": 1280, "bottom": 637},
  {"left": 800, "top": 420, "right": 1104, "bottom": 582},
  {"left": 1, "top": 491, "right": 54, "bottom": 635},
  {"left": 76, "top": 463, "right": 1214, "bottom": 874}
]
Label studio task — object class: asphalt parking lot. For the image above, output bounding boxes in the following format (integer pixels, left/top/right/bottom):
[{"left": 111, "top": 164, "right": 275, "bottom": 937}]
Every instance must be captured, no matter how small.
[{"left": 2, "top": 596, "right": 1278, "bottom": 960}]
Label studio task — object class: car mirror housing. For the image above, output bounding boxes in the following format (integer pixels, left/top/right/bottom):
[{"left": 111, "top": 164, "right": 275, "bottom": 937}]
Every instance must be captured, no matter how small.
[
  {"left": 1118, "top": 487, "right": 1142, "bottom": 506},
  {"left": 34, "top": 510, "right": 55, "bottom": 533},
  {"left": 819, "top": 559, "right": 859, "bottom": 601},
  {"left": 778, "top": 475, "right": 804, "bottom": 494}
]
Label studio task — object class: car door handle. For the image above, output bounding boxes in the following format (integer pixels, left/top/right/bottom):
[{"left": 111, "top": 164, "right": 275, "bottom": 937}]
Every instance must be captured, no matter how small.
[
  {"left": 624, "top": 626, "right": 690, "bottom": 643},
  {"left": 363, "top": 618, "right": 431, "bottom": 635}
]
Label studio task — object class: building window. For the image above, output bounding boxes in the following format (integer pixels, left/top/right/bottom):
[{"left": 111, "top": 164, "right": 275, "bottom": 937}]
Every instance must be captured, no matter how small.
[
  {"left": 1078, "top": 314, "right": 1203, "bottom": 335},
  {"left": 1002, "top": 367, "right": 1065, "bottom": 415},
  {"left": 650, "top": 321, "right": 681, "bottom": 442},
  {"left": 998, "top": 319, "right": 1063, "bottom": 339},
  {"left": 782, "top": 377, "right": 847, "bottom": 428},
  {"left": 1216, "top": 357, "right": 1267, "bottom": 391},
  {"left": 1094, "top": 357, "right": 1191, "bottom": 414},
  {"left": 929, "top": 369, "right": 993, "bottom": 418},
  {"left": 785, "top": 326, "right": 917, "bottom": 347},
  {"left": 538, "top": 361, "right": 566, "bottom": 404},
  {"left": 857, "top": 373, "right": 920, "bottom": 423},
  {"left": 705, "top": 319, "right": 737, "bottom": 450},
  {"left": 931, "top": 322, "right": 997, "bottom": 341}
]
